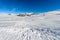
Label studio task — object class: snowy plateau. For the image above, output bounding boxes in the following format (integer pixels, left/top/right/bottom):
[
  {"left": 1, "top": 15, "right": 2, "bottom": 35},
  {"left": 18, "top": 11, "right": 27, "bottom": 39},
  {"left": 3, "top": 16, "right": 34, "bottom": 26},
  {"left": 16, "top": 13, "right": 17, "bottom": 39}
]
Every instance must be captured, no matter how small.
[{"left": 0, "top": 11, "right": 60, "bottom": 40}]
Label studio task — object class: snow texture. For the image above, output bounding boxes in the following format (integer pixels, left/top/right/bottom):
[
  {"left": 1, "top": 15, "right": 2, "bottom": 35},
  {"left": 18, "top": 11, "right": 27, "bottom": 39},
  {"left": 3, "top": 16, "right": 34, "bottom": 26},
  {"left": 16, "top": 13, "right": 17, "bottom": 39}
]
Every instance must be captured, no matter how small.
[{"left": 0, "top": 11, "right": 60, "bottom": 40}]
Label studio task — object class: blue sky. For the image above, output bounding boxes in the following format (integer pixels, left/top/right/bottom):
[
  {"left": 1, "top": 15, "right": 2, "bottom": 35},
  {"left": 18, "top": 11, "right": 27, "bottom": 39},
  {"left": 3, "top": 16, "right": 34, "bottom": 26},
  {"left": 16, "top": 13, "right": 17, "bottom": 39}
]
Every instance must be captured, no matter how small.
[{"left": 0, "top": 0, "right": 60, "bottom": 14}]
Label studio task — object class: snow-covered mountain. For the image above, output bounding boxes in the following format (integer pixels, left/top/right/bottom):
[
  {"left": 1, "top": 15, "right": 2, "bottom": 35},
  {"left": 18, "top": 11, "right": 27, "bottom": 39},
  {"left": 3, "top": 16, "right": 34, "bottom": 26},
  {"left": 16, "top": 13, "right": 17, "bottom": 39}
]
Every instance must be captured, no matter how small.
[{"left": 0, "top": 10, "right": 60, "bottom": 40}]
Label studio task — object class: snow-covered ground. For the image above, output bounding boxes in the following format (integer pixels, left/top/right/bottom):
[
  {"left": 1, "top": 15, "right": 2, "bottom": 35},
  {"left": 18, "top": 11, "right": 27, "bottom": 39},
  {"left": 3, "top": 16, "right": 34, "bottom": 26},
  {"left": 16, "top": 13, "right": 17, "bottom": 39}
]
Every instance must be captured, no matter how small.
[{"left": 0, "top": 11, "right": 60, "bottom": 40}]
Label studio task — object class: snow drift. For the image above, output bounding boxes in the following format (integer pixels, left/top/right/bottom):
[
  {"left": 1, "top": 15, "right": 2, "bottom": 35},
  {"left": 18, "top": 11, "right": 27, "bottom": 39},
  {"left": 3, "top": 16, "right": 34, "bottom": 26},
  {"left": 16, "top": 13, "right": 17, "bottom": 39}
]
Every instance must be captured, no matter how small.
[{"left": 0, "top": 10, "right": 60, "bottom": 40}]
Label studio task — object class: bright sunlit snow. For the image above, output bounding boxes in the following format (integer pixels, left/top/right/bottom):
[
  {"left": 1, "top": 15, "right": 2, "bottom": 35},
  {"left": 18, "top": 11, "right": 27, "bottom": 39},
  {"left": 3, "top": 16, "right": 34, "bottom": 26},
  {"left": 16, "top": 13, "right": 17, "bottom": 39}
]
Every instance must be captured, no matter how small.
[{"left": 0, "top": 11, "right": 60, "bottom": 40}]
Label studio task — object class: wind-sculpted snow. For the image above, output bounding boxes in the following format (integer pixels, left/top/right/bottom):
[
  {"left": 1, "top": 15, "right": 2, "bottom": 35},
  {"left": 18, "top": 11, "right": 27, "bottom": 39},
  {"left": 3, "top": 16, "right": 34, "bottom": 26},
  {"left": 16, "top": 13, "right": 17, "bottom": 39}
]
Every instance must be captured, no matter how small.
[
  {"left": 0, "top": 26, "right": 60, "bottom": 40},
  {"left": 0, "top": 12, "right": 60, "bottom": 40}
]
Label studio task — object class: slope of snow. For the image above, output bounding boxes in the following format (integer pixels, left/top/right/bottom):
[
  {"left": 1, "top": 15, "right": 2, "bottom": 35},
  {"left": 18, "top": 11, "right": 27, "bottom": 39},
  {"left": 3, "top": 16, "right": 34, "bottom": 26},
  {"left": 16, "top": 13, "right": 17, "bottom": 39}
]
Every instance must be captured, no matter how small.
[{"left": 0, "top": 11, "right": 60, "bottom": 40}]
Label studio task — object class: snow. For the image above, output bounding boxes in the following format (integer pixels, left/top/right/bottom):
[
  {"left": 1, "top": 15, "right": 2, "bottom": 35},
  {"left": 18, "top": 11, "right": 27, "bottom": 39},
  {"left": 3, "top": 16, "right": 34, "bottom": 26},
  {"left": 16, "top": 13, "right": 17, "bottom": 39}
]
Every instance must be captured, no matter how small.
[{"left": 0, "top": 11, "right": 60, "bottom": 40}]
